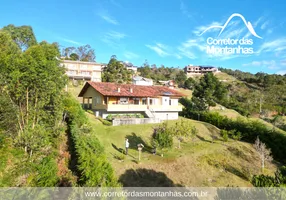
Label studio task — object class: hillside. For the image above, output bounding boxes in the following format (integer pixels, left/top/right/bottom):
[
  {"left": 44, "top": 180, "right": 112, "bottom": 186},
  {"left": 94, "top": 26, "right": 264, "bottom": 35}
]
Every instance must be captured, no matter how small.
[{"left": 86, "top": 113, "right": 277, "bottom": 187}]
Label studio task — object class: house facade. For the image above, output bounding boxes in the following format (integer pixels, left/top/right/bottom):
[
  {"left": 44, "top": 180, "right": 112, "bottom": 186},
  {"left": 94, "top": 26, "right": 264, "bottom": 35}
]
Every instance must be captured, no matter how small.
[
  {"left": 78, "top": 82, "right": 185, "bottom": 121},
  {"left": 158, "top": 80, "right": 176, "bottom": 89},
  {"left": 184, "top": 65, "right": 218, "bottom": 77},
  {"left": 61, "top": 60, "right": 105, "bottom": 82},
  {"left": 132, "top": 76, "right": 153, "bottom": 86}
]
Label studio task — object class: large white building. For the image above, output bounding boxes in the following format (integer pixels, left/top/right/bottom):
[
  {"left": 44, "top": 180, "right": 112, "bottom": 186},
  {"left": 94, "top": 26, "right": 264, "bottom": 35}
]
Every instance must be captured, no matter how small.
[
  {"left": 184, "top": 65, "right": 218, "bottom": 77},
  {"left": 61, "top": 60, "right": 105, "bottom": 82}
]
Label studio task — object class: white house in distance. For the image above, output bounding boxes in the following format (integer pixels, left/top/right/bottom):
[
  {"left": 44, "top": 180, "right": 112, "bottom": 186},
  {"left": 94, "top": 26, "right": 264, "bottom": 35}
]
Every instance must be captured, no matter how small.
[
  {"left": 61, "top": 60, "right": 105, "bottom": 82},
  {"left": 132, "top": 76, "right": 153, "bottom": 86},
  {"left": 78, "top": 82, "right": 185, "bottom": 124},
  {"left": 184, "top": 64, "right": 218, "bottom": 77}
]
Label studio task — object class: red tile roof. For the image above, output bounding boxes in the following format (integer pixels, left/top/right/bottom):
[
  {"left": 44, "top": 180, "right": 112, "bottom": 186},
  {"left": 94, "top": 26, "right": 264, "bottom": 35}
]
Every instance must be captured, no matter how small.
[{"left": 78, "top": 81, "right": 186, "bottom": 98}]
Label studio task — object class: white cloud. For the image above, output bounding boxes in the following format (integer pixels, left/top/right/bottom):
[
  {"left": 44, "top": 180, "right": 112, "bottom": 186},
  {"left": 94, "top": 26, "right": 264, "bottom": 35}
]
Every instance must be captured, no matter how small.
[
  {"left": 146, "top": 44, "right": 170, "bottom": 57},
  {"left": 193, "top": 21, "right": 222, "bottom": 35},
  {"left": 177, "top": 47, "right": 196, "bottom": 59},
  {"left": 102, "top": 31, "right": 126, "bottom": 47},
  {"left": 61, "top": 38, "right": 83, "bottom": 45},
  {"left": 260, "top": 20, "right": 269, "bottom": 30},
  {"left": 98, "top": 12, "right": 118, "bottom": 25},
  {"left": 243, "top": 60, "right": 280, "bottom": 70},
  {"left": 243, "top": 60, "right": 276, "bottom": 67},
  {"left": 146, "top": 43, "right": 182, "bottom": 59},
  {"left": 124, "top": 51, "right": 139, "bottom": 59},
  {"left": 105, "top": 31, "right": 126, "bottom": 39},
  {"left": 257, "top": 38, "right": 286, "bottom": 54}
]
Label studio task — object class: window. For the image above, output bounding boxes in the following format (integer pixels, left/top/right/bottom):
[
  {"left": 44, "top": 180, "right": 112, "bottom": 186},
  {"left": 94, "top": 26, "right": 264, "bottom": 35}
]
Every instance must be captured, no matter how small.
[
  {"left": 169, "top": 100, "right": 172, "bottom": 105},
  {"left": 80, "top": 64, "right": 87, "bottom": 70},
  {"left": 119, "top": 97, "right": 128, "bottom": 104},
  {"left": 133, "top": 98, "right": 140, "bottom": 105},
  {"left": 149, "top": 99, "right": 153, "bottom": 105},
  {"left": 142, "top": 98, "right": 147, "bottom": 105},
  {"left": 97, "top": 96, "right": 102, "bottom": 104},
  {"left": 68, "top": 64, "right": 76, "bottom": 69}
]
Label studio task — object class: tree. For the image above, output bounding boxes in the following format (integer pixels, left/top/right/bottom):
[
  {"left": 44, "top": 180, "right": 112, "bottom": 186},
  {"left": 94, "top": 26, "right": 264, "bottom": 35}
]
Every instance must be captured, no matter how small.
[
  {"left": 0, "top": 31, "right": 67, "bottom": 155},
  {"left": 2, "top": 24, "right": 37, "bottom": 51},
  {"left": 171, "top": 119, "right": 197, "bottom": 148},
  {"left": 151, "top": 123, "right": 173, "bottom": 150},
  {"left": 254, "top": 137, "right": 273, "bottom": 173},
  {"left": 69, "top": 53, "right": 79, "bottom": 61},
  {"left": 77, "top": 44, "right": 95, "bottom": 62},
  {"left": 192, "top": 73, "right": 227, "bottom": 109},
  {"left": 102, "top": 57, "right": 132, "bottom": 83},
  {"left": 175, "top": 70, "right": 187, "bottom": 87},
  {"left": 62, "top": 45, "right": 95, "bottom": 62},
  {"left": 184, "top": 77, "right": 196, "bottom": 89}
]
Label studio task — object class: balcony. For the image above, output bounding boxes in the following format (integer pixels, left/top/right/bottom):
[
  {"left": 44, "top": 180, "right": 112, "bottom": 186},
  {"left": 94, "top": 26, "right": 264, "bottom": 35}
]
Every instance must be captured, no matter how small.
[{"left": 105, "top": 104, "right": 182, "bottom": 112}]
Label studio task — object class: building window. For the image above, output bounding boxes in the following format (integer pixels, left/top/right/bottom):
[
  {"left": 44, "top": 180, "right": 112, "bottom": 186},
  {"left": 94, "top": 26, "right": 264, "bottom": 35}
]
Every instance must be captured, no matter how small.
[
  {"left": 142, "top": 98, "right": 147, "bottom": 105},
  {"left": 80, "top": 65, "right": 87, "bottom": 70},
  {"left": 133, "top": 98, "right": 140, "bottom": 105},
  {"left": 119, "top": 97, "right": 128, "bottom": 104},
  {"left": 169, "top": 99, "right": 172, "bottom": 105},
  {"left": 149, "top": 99, "right": 153, "bottom": 105}
]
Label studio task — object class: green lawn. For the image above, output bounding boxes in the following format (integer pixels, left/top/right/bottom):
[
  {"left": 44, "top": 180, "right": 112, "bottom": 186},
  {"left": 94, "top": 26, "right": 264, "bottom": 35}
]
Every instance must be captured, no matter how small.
[{"left": 87, "top": 113, "right": 277, "bottom": 187}]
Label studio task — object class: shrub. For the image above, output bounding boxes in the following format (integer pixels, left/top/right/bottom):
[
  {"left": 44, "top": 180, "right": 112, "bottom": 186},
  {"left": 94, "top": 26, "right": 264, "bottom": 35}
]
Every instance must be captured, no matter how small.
[
  {"left": 221, "top": 130, "right": 229, "bottom": 142},
  {"left": 97, "top": 117, "right": 112, "bottom": 126},
  {"left": 151, "top": 123, "right": 173, "bottom": 149},
  {"left": 86, "top": 110, "right": 94, "bottom": 114},
  {"left": 32, "top": 156, "right": 59, "bottom": 187},
  {"left": 251, "top": 174, "right": 278, "bottom": 187}
]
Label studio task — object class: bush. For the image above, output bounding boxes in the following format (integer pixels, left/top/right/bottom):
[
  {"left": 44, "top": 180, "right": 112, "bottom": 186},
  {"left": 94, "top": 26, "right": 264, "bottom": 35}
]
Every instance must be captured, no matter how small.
[
  {"left": 151, "top": 123, "right": 173, "bottom": 149},
  {"left": 97, "top": 117, "right": 112, "bottom": 126},
  {"left": 221, "top": 130, "right": 229, "bottom": 142},
  {"left": 251, "top": 174, "right": 279, "bottom": 187},
  {"left": 86, "top": 110, "right": 94, "bottom": 114},
  {"left": 69, "top": 122, "right": 119, "bottom": 186},
  {"left": 32, "top": 156, "right": 59, "bottom": 187}
]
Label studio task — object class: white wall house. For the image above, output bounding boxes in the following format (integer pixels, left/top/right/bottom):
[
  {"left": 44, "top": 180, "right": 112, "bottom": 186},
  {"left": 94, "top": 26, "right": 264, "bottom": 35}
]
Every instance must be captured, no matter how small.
[{"left": 132, "top": 76, "right": 153, "bottom": 86}]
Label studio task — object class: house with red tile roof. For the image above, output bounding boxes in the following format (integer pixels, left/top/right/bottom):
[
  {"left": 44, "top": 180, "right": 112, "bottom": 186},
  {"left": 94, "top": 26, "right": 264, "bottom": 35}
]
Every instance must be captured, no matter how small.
[{"left": 78, "top": 82, "right": 185, "bottom": 123}]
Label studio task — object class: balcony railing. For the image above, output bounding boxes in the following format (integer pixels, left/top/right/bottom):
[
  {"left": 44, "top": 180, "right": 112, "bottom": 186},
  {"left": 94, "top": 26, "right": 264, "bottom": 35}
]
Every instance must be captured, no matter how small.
[{"left": 105, "top": 104, "right": 182, "bottom": 112}]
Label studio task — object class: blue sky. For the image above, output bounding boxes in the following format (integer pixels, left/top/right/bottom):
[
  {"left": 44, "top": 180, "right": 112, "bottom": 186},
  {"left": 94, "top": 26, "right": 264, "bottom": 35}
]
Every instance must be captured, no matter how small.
[{"left": 1, "top": 0, "right": 286, "bottom": 74}]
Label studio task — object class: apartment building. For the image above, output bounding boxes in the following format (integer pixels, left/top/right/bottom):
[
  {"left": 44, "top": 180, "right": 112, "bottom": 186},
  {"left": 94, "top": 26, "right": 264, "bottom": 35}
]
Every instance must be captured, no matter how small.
[
  {"left": 61, "top": 60, "right": 105, "bottom": 82},
  {"left": 184, "top": 65, "right": 218, "bottom": 77}
]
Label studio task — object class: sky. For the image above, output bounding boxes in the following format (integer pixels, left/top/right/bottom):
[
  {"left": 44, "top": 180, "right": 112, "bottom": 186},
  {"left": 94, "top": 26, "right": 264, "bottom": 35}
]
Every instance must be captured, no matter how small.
[{"left": 0, "top": 0, "right": 286, "bottom": 74}]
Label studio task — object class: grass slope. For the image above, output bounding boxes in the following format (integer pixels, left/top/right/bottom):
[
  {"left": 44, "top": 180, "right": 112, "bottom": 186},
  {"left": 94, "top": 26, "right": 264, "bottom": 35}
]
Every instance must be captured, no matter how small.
[{"left": 87, "top": 113, "right": 277, "bottom": 187}]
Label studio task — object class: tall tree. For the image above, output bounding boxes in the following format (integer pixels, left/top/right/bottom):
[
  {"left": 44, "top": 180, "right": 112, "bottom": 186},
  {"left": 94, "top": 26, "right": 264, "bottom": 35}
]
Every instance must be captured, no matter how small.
[
  {"left": 2, "top": 24, "right": 37, "bottom": 51},
  {"left": 102, "top": 57, "right": 132, "bottom": 83},
  {"left": 192, "top": 73, "right": 227, "bottom": 109},
  {"left": 77, "top": 44, "right": 95, "bottom": 62},
  {"left": 0, "top": 30, "right": 67, "bottom": 155},
  {"left": 62, "top": 45, "right": 95, "bottom": 62}
]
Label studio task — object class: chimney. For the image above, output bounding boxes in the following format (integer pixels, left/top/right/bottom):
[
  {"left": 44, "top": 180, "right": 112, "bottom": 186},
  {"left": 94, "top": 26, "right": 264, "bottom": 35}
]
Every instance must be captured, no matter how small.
[
  {"left": 130, "top": 88, "right": 133, "bottom": 93},
  {"left": 118, "top": 87, "right": 120, "bottom": 93}
]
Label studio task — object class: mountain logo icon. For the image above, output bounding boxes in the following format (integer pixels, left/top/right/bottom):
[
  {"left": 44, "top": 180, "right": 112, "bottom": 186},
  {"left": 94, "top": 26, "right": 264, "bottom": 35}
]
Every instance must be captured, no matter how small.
[{"left": 198, "top": 13, "right": 262, "bottom": 39}]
